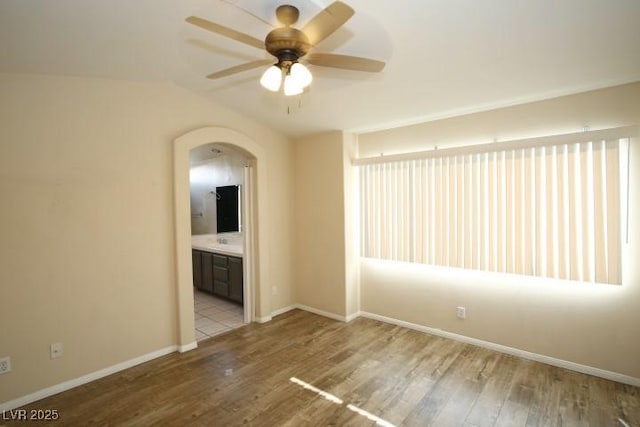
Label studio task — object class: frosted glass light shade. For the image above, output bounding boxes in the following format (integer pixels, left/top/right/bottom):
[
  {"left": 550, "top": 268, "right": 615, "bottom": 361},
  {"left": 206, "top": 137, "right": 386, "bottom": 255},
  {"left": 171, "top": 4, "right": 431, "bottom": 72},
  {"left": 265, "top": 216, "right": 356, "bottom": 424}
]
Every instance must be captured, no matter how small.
[
  {"left": 290, "top": 63, "right": 312, "bottom": 88},
  {"left": 284, "top": 74, "right": 303, "bottom": 96},
  {"left": 260, "top": 65, "right": 282, "bottom": 92}
]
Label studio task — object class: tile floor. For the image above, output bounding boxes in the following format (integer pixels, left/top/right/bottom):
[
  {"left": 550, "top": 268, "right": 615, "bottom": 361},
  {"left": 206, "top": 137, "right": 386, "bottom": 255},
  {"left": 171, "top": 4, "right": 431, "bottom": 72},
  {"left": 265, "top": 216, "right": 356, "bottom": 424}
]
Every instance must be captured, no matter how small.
[{"left": 194, "top": 290, "right": 245, "bottom": 341}]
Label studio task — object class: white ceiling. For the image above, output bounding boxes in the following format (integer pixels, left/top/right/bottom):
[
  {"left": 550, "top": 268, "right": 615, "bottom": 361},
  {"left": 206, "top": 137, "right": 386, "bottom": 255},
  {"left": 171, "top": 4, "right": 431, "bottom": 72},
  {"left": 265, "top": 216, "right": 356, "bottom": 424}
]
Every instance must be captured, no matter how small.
[{"left": 1, "top": 0, "right": 639, "bottom": 138}]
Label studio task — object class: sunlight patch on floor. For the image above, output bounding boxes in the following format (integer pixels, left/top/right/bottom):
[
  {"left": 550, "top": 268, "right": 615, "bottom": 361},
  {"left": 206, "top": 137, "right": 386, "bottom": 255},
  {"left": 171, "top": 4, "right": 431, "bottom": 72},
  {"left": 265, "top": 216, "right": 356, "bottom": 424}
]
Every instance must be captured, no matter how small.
[
  {"left": 289, "top": 377, "right": 396, "bottom": 427},
  {"left": 289, "top": 377, "right": 343, "bottom": 404}
]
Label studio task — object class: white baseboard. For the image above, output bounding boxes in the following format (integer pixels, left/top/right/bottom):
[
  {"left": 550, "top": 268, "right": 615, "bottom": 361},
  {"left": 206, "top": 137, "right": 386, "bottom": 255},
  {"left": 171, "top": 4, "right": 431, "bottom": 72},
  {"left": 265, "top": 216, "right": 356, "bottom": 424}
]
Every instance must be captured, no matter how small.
[
  {"left": 255, "top": 315, "right": 272, "bottom": 323},
  {"left": 359, "top": 311, "right": 640, "bottom": 387},
  {"left": 294, "top": 304, "right": 347, "bottom": 322},
  {"left": 0, "top": 346, "right": 178, "bottom": 412},
  {"left": 271, "top": 305, "right": 296, "bottom": 318},
  {"left": 345, "top": 311, "right": 362, "bottom": 323},
  {"left": 179, "top": 341, "right": 198, "bottom": 353},
  {"left": 277, "top": 305, "right": 359, "bottom": 323},
  {"left": 257, "top": 304, "right": 346, "bottom": 322}
]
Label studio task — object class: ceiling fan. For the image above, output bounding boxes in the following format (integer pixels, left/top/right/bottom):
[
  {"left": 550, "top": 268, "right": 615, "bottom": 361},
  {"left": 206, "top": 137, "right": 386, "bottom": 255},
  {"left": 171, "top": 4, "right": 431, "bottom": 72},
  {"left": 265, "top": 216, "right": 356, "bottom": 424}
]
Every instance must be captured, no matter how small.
[{"left": 186, "top": 1, "right": 385, "bottom": 96}]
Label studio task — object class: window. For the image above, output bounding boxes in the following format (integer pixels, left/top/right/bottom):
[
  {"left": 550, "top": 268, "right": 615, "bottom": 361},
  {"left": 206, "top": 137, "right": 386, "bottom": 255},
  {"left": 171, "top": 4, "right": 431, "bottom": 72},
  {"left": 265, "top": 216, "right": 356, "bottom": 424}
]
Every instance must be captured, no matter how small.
[{"left": 357, "top": 127, "right": 633, "bottom": 285}]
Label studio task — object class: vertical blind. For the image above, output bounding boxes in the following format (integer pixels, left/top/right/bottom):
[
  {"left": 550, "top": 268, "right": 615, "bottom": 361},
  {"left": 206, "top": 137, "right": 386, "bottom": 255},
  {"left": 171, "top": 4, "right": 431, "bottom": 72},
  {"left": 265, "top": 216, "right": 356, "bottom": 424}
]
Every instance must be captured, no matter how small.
[{"left": 358, "top": 131, "right": 631, "bottom": 285}]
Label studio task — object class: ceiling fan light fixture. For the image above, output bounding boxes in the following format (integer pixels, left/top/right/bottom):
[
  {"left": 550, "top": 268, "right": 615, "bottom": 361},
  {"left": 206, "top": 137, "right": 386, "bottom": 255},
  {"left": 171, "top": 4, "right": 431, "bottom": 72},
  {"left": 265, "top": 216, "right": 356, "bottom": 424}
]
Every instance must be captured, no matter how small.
[
  {"left": 260, "top": 65, "right": 282, "bottom": 92},
  {"left": 284, "top": 73, "right": 304, "bottom": 96},
  {"left": 188, "top": 3, "right": 386, "bottom": 96},
  {"left": 290, "top": 62, "right": 312, "bottom": 88}
]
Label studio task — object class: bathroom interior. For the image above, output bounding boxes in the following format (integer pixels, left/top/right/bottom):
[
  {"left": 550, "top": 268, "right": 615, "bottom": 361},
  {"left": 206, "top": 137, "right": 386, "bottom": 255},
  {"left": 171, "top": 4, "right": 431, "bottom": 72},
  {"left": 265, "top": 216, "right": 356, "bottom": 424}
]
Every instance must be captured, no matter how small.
[{"left": 189, "top": 143, "right": 247, "bottom": 341}]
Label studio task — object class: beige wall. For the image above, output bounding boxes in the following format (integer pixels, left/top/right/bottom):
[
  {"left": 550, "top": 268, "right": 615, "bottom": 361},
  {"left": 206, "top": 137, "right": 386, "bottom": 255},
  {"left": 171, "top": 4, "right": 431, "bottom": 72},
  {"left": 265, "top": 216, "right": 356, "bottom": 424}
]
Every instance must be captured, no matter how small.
[
  {"left": 293, "top": 131, "right": 347, "bottom": 316},
  {"left": 292, "top": 131, "right": 360, "bottom": 319},
  {"left": 357, "top": 82, "right": 640, "bottom": 378},
  {"left": 342, "top": 132, "right": 360, "bottom": 318},
  {"left": 360, "top": 82, "right": 640, "bottom": 157},
  {"left": 0, "top": 73, "right": 294, "bottom": 403},
  {"left": 264, "top": 140, "right": 295, "bottom": 311}
]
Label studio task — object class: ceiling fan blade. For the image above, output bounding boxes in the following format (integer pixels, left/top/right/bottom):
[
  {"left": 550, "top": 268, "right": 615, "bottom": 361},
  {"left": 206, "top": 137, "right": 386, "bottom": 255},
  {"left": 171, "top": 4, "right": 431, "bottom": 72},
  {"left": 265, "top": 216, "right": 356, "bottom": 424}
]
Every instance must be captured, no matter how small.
[
  {"left": 186, "top": 16, "right": 264, "bottom": 50},
  {"left": 302, "top": 1, "right": 354, "bottom": 46},
  {"left": 206, "top": 59, "right": 273, "bottom": 80},
  {"left": 306, "top": 53, "right": 385, "bottom": 72}
]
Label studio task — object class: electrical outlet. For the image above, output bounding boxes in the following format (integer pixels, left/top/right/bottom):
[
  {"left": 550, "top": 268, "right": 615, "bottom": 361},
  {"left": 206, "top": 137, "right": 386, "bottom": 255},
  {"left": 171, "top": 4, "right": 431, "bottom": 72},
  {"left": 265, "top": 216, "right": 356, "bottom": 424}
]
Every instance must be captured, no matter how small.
[
  {"left": 456, "top": 306, "right": 466, "bottom": 319},
  {"left": 271, "top": 286, "right": 278, "bottom": 296},
  {"left": 0, "top": 356, "right": 11, "bottom": 374},
  {"left": 50, "top": 342, "right": 64, "bottom": 359}
]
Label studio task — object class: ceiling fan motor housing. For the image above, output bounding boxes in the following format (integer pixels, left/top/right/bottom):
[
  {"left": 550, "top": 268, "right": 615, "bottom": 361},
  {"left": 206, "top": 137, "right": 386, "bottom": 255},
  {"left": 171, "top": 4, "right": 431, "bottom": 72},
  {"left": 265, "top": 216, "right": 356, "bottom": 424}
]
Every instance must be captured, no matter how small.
[{"left": 265, "top": 26, "right": 311, "bottom": 64}]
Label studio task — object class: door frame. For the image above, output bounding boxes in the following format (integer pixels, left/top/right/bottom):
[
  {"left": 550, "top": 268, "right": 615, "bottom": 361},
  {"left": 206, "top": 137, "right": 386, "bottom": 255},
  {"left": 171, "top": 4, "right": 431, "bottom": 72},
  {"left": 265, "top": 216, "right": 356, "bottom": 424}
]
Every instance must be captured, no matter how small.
[{"left": 173, "top": 127, "right": 270, "bottom": 350}]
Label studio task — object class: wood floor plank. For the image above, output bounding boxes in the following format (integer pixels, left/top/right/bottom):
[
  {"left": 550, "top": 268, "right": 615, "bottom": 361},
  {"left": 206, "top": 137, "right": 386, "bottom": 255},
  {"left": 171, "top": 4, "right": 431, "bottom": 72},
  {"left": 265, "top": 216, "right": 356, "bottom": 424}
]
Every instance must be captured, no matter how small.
[
  {"left": 431, "top": 347, "right": 497, "bottom": 425},
  {"left": 556, "top": 369, "right": 590, "bottom": 427},
  {"left": 401, "top": 340, "right": 479, "bottom": 425},
  {"left": 465, "top": 353, "right": 519, "bottom": 426},
  {"left": 495, "top": 399, "right": 530, "bottom": 427},
  {"left": 524, "top": 362, "right": 563, "bottom": 426},
  {"left": 5, "top": 310, "right": 638, "bottom": 427},
  {"left": 614, "top": 383, "right": 640, "bottom": 427},
  {"left": 588, "top": 375, "right": 620, "bottom": 426}
]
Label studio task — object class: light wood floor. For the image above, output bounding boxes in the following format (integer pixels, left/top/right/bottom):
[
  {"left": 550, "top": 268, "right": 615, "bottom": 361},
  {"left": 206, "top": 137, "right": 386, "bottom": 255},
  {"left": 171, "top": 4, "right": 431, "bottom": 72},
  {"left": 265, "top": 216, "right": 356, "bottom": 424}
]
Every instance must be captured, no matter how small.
[{"left": 6, "top": 310, "right": 639, "bottom": 426}]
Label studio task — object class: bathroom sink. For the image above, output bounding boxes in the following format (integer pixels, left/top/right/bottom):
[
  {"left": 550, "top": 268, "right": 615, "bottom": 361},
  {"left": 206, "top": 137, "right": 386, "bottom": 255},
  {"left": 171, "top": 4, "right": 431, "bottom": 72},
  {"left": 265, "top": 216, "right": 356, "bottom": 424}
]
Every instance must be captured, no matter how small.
[
  {"left": 201, "top": 243, "right": 243, "bottom": 256},
  {"left": 191, "top": 234, "right": 243, "bottom": 257}
]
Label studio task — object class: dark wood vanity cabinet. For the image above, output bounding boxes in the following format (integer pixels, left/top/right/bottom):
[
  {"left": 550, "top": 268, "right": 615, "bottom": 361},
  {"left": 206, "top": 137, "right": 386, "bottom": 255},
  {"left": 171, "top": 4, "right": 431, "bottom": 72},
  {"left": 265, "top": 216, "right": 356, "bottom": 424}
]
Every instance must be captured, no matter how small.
[
  {"left": 228, "top": 257, "right": 243, "bottom": 303},
  {"left": 213, "top": 254, "right": 229, "bottom": 297},
  {"left": 192, "top": 249, "right": 243, "bottom": 304},
  {"left": 192, "top": 250, "right": 202, "bottom": 290},
  {"left": 201, "top": 252, "right": 214, "bottom": 294}
]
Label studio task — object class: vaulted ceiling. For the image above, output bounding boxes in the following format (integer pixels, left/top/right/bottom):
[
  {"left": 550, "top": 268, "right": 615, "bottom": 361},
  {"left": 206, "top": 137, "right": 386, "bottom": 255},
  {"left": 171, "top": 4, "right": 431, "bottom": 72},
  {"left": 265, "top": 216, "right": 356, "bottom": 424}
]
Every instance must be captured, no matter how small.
[{"left": 2, "top": 0, "right": 639, "bottom": 137}]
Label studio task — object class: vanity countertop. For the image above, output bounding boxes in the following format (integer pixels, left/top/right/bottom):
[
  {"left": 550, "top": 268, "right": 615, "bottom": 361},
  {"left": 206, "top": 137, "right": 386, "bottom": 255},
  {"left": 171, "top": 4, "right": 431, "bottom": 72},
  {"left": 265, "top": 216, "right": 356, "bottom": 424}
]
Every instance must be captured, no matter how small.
[{"left": 191, "top": 233, "right": 243, "bottom": 258}]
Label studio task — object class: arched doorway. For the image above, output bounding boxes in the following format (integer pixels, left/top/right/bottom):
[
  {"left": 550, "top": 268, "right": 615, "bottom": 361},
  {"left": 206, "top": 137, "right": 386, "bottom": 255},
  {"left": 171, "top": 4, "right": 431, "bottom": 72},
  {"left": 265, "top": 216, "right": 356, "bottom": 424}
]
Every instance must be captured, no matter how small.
[{"left": 173, "top": 127, "right": 269, "bottom": 350}]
